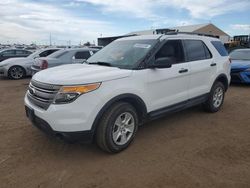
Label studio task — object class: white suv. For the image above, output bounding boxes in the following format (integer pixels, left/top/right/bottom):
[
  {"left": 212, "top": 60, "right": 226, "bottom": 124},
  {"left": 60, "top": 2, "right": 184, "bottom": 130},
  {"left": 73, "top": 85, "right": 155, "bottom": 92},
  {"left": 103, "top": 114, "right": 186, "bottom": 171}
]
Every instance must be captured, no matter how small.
[{"left": 25, "top": 34, "right": 231, "bottom": 153}]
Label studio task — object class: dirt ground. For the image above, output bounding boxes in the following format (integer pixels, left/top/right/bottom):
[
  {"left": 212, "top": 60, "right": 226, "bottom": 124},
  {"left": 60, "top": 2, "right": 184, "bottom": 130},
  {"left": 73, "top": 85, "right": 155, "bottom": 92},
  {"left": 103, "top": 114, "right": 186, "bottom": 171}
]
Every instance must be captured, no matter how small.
[{"left": 0, "top": 77, "right": 250, "bottom": 188}]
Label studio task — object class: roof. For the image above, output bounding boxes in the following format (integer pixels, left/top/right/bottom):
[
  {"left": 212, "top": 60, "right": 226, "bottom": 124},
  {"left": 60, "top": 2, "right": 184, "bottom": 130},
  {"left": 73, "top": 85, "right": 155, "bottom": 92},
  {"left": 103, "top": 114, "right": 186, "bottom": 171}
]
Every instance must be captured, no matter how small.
[
  {"left": 171, "top": 23, "right": 210, "bottom": 32},
  {"left": 118, "top": 33, "right": 220, "bottom": 41},
  {"left": 117, "top": 35, "right": 161, "bottom": 41}
]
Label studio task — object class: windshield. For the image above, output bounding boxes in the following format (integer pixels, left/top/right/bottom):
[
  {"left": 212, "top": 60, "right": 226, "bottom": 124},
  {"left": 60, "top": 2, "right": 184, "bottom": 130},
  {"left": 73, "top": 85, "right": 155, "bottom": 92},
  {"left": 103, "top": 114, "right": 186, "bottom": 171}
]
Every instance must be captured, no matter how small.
[
  {"left": 47, "top": 49, "right": 68, "bottom": 58},
  {"left": 87, "top": 39, "right": 157, "bottom": 69},
  {"left": 230, "top": 50, "right": 250, "bottom": 60}
]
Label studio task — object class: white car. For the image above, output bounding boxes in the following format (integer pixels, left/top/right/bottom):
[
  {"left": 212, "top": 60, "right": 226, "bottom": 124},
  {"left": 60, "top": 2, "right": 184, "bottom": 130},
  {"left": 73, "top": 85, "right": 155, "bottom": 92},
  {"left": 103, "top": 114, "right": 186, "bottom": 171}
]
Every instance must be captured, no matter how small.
[
  {"left": 0, "top": 48, "right": 60, "bottom": 79},
  {"left": 25, "top": 34, "right": 231, "bottom": 153},
  {"left": 31, "top": 48, "right": 99, "bottom": 74}
]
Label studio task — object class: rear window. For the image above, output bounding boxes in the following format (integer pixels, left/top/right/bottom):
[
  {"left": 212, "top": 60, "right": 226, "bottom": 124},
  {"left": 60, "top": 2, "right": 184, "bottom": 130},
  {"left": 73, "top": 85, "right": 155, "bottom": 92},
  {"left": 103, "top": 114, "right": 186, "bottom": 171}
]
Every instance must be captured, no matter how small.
[
  {"left": 74, "top": 51, "right": 90, "bottom": 59},
  {"left": 184, "top": 40, "right": 212, "bottom": 61},
  {"left": 211, "top": 41, "right": 228, "bottom": 56},
  {"left": 48, "top": 50, "right": 68, "bottom": 58}
]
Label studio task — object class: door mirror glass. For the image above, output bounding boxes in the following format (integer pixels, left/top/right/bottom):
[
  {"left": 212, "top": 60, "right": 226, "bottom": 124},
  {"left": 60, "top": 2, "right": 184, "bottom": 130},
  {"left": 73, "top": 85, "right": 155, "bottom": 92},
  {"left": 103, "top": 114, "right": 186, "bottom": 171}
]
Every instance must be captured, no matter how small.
[{"left": 149, "top": 57, "right": 173, "bottom": 69}]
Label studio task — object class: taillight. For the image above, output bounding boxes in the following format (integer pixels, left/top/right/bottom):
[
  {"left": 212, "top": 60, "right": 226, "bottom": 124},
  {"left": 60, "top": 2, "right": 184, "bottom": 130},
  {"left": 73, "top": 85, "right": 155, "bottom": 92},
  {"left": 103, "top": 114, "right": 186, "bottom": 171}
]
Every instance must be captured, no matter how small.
[{"left": 40, "top": 60, "right": 48, "bottom": 69}]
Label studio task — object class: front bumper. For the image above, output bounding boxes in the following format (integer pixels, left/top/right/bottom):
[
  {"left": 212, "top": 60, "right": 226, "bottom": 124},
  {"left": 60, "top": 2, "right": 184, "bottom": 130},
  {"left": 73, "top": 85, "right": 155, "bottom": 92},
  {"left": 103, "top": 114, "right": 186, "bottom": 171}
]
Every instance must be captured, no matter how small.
[
  {"left": 231, "top": 71, "right": 250, "bottom": 83},
  {"left": 24, "top": 91, "right": 102, "bottom": 132},
  {"left": 0, "top": 66, "right": 8, "bottom": 77},
  {"left": 25, "top": 105, "right": 94, "bottom": 143}
]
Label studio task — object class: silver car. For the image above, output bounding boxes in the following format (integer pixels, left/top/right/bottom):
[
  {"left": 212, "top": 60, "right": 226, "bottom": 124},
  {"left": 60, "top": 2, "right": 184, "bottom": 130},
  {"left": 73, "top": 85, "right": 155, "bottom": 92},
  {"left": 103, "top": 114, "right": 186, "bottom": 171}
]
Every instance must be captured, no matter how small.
[
  {"left": 31, "top": 48, "right": 99, "bottom": 74},
  {"left": 0, "top": 48, "right": 60, "bottom": 79}
]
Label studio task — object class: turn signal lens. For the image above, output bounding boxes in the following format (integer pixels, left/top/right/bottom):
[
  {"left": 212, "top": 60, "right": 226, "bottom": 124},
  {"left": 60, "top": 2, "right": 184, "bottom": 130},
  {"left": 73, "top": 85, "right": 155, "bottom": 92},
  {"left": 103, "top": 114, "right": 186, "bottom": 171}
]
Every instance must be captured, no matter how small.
[
  {"left": 60, "top": 83, "right": 101, "bottom": 94},
  {"left": 53, "top": 83, "right": 101, "bottom": 104}
]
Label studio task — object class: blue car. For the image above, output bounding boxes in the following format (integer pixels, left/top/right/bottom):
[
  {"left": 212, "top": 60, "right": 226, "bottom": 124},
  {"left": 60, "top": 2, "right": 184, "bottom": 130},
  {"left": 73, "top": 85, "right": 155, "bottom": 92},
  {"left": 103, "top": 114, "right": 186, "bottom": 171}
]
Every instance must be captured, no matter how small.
[{"left": 230, "top": 49, "right": 250, "bottom": 83}]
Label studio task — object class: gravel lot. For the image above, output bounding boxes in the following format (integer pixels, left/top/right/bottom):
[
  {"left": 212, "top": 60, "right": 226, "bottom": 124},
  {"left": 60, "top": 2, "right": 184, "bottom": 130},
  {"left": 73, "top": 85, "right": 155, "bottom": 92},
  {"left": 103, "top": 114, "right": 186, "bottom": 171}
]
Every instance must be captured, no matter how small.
[{"left": 0, "top": 77, "right": 250, "bottom": 188}]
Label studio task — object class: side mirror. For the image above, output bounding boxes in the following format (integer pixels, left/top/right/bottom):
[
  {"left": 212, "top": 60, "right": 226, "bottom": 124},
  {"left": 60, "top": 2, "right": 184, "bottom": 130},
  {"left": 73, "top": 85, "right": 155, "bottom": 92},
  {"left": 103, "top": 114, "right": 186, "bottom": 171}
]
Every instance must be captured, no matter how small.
[{"left": 148, "top": 57, "right": 174, "bottom": 69}]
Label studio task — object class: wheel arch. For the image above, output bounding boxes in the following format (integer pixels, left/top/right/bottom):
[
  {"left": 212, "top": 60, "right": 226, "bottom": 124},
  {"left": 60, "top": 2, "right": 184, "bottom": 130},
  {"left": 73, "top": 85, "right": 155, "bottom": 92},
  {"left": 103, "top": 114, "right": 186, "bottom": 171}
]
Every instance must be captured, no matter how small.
[
  {"left": 91, "top": 93, "right": 148, "bottom": 133},
  {"left": 213, "top": 74, "right": 229, "bottom": 91}
]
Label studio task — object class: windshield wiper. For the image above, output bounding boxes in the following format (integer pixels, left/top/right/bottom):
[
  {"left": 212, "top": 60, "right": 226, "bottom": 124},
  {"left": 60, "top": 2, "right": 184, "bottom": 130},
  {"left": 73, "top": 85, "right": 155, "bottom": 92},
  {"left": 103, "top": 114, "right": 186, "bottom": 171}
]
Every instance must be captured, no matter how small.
[{"left": 88, "top": 61, "right": 112, "bottom": 67}]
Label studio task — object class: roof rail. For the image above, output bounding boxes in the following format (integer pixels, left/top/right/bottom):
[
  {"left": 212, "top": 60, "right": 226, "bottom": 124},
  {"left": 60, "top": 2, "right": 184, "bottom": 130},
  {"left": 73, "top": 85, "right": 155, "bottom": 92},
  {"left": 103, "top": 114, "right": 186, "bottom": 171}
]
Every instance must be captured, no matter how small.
[{"left": 165, "top": 31, "right": 219, "bottom": 38}]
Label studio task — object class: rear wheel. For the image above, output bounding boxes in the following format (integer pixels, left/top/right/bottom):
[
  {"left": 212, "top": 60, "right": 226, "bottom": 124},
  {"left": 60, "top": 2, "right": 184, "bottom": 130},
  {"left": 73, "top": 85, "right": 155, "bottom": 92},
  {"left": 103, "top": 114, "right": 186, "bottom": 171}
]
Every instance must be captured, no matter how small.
[
  {"left": 203, "top": 82, "right": 225, "bottom": 113},
  {"left": 96, "top": 102, "right": 138, "bottom": 153},
  {"left": 8, "top": 66, "right": 26, "bottom": 80}
]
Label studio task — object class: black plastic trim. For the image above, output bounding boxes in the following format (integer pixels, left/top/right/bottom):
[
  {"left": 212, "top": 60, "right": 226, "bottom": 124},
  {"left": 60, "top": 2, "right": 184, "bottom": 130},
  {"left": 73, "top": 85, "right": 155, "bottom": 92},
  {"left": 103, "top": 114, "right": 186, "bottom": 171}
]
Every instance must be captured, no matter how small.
[
  {"left": 25, "top": 106, "right": 93, "bottom": 143},
  {"left": 91, "top": 93, "right": 148, "bottom": 132},
  {"left": 148, "top": 94, "right": 209, "bottom": 119}
]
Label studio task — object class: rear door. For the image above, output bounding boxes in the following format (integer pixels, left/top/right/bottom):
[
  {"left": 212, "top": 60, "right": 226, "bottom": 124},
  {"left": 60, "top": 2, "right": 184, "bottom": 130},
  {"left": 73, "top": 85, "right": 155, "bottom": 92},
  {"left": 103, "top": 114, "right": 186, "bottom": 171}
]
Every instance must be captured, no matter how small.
[
  {"left": 183, "top": 39, "right": 215, "bottom": 98},
  {"left": 15, "top": 50, "right": 31, "bottom": 57},
  {"left": 0, "top": 50, "right": 15, "bottom": 61},
  {"left": 146, "top": 39, "right": 190, "bottom": 112}
]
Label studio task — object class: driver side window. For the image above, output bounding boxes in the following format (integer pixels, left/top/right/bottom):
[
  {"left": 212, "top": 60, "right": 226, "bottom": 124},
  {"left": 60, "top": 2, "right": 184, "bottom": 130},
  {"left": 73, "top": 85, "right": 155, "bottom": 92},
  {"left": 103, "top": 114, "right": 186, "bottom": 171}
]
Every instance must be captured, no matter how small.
[{"left": 155, "top": 40, "right": 185, "bottom": 64}]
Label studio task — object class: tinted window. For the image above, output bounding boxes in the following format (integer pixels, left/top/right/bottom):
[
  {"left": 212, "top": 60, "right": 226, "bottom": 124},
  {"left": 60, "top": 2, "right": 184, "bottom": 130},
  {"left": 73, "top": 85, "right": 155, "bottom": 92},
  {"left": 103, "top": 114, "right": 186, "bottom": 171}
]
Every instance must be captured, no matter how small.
[
  {"left": 155, "top": 40, "right": 184, "bottom": 64},
  {"left": 39, "top": 50, "right": 49, "bottom": 57},
  {"left": 184, "top": 40, "right": 212, "bottom": 61},
  {"left": 16, "top": 50, "right": 31, "bottom": 55},
  {"left": 74, "top": 51, "right": 90, "bottom": 59},
  {"left": 211, "top": 41, "right": 228, "bottom": 56},
  {"left": 2, "top": 50, "right": 15, "bottom": 56},
  {"left": 39, "top": 49, "right": 59, "bottom": 57}
]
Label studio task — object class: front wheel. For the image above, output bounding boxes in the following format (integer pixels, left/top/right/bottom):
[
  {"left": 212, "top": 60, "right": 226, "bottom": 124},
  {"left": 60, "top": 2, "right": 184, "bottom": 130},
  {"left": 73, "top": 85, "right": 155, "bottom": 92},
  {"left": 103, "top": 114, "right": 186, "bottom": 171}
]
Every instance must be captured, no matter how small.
[
  {"left": 203, "top": 82, "right": 225, "bottom": 113},
  {"left": 96, "top": 102, "right": 138, "bottom": 153}
]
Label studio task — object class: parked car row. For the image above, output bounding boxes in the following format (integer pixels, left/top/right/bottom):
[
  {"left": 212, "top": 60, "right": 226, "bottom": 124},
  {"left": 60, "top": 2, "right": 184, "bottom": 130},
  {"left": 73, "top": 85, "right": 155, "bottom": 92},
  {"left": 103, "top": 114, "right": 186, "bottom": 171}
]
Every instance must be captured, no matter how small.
[
  {"left": 31, "top": 48, "right": 98, "bottom": 75},
  {"left": 0, "top": 47, "right": 99, "bottom": 79}
]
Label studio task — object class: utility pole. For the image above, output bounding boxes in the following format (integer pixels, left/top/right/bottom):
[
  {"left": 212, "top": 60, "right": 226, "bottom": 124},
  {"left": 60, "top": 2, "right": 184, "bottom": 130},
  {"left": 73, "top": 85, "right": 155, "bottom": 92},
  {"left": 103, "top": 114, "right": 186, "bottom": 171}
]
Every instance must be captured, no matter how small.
[{"left": 49, "top": 33, "right": 52, "bottom": 46}]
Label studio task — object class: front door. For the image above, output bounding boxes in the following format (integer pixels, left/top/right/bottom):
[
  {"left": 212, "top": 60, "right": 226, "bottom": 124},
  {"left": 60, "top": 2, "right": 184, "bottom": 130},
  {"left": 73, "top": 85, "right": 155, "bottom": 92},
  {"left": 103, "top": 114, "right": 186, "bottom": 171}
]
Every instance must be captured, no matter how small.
[{"left": 145, "top": 40, "right": 190, "bottom": 112}]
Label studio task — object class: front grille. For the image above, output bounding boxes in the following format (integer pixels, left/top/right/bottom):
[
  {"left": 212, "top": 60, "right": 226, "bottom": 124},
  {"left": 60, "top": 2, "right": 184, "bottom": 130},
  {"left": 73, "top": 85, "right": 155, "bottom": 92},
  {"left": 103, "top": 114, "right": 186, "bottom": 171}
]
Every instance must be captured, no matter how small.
[{"left": 27, "top": 79, "right": 61, "bottom": 110}]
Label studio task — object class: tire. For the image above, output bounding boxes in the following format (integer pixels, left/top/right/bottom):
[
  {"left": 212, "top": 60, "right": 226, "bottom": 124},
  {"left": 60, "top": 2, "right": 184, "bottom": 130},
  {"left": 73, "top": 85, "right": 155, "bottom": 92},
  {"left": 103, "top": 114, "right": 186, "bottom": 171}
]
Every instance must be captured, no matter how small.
[
  {"left": 8, "top": 66, "right": 26, "bottom": 80},
  {"left": 95, "top": 102, "right": 139, "bottom": 153},
  {"left": 203, "top": 82, "right": 225, "bottom": 113}
]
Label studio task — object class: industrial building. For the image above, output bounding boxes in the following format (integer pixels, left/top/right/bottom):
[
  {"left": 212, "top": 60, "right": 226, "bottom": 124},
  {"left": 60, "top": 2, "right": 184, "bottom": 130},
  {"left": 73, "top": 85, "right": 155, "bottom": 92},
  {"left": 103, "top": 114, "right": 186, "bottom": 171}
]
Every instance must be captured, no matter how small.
[{"left": 98, "top": 23, "right": 230, "bottom": 46}]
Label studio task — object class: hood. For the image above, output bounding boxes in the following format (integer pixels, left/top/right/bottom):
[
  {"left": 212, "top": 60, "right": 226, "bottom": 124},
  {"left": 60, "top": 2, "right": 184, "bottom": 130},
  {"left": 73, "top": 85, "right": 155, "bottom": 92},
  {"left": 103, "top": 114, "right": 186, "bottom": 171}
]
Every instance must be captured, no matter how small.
[
  {"left": 231, "top": 60, "right": 250, "bottom": 70},
  {"left": 32, "top": 64, "right": 132, "bottom": 85},
  {"left": 0, "top": 57, "right": 32, "bottom": 66}
]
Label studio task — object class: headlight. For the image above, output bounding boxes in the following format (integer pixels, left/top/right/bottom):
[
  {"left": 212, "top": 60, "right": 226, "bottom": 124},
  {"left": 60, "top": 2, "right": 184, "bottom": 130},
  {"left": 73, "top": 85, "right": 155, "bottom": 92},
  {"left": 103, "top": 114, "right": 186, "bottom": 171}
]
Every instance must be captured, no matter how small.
[{"left": 53, "top": 83, "right": 101, "bottom": 104}]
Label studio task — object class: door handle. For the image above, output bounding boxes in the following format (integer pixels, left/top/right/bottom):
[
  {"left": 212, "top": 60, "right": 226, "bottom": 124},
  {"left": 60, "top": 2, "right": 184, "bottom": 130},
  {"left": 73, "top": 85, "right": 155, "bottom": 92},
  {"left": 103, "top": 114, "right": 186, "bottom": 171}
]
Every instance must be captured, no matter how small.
[
  {"left": 210, "top": 63, "right": 217, "bottom": 67},
  {"left": 179, "top": 69, "right": 188, "bottom": 73}
]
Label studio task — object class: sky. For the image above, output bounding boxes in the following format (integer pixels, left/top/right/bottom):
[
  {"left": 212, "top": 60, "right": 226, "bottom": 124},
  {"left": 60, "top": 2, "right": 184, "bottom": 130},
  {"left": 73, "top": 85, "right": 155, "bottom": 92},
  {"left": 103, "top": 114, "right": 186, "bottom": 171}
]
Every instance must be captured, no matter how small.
[{"left": 0, "top": 0, "right": 250, "bottom": 45}]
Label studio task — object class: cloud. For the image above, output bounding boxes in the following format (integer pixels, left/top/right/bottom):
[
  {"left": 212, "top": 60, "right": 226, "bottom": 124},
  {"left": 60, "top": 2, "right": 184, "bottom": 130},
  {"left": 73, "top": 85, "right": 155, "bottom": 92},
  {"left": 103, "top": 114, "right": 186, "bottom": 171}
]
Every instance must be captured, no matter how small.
[
  {"left": 77, "top": 0, "right": 250, "bottom": 19},
  {"left": 230, "top": 24, "right": 250, "bottom": 31},
  {"left": 0, "top": 0, "right": 115, "bottom": 44},
  {"left": 164, "top": 0, "right": 250, "bottom": 18}
]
